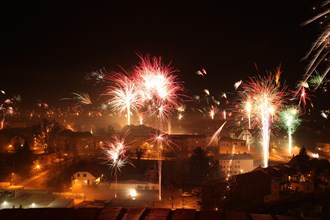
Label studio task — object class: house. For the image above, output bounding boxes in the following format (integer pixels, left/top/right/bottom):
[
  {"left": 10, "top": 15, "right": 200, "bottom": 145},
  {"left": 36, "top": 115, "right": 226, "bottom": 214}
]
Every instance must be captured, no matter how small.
[
  {"left": 290, "top": 174, "right": 314, "bottom": 193},
  {"left": 215, "top": 153, "right": 254, "bottom": 176},
  {"left": 236, "top": 129, "right": 254, "bottom": 151},
  {"left": 318, "top": 172, "right": 330, "bottom": 192},
  {"left": 71, "top": 171, "right": 102, "bottom": 189},
  {"left": 226, "top": 169, "right": 272, "bottom": 207},
  {"left": 254, "top": 164, "right": 296, "bottom": 195}
]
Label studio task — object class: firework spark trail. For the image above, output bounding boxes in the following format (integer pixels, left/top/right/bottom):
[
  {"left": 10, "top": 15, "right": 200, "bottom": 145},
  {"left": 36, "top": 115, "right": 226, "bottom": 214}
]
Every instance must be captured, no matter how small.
[
  {"left": 209, "top": 106, "right": 217, "bottom": 120},
  {"left": 245, "top": 99, "right": 252, "bottom": 129},
  {"left": 105, "top": 71, "right": 141, "bottom": 125},
  {"left": 298, "top": 1, "right": 330, "bottom": 94},
  {"left": 61, "top": 92, "right": 92, "bottom": 109},
  {"left": 260, "top": 96, "right": 271, "bottom": 168},
  {"left": 222, "top": 109, "right": 227, "bottom": 120},
  {"left": 207, "top": 121, "right": 227, "bottom": 146},
  {"left": 240, "top": 74, "right": 286, "bottom": 167},
  {"left": 280, "top": 107, "right": 301, "bottom": 156},
  {"left": 133, "top": 54, "right": 183, "bottom": 200},
  {"left": 72, "top": 92, "right": 92, "bottom": 105}
]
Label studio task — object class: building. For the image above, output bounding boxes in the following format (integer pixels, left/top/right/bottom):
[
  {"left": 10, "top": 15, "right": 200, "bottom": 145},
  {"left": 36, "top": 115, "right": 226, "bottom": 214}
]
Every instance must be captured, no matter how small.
[
  {"left": 254, "top": 164, "right": 295, "bottom": 195},
  {"left": 201, "top": 179, "right": 228, "bottom": 210},
  {"left": 290, "top": 174, "right": 314, "bottom": 193},
  {"left": 226, "top": 169, "right": 272, "bottom": 207},
  {"left": 218, "top": 136, "right": 247, "bottom": 154},
  {"left": 215, "top": 153, "right": 254, "bottom": 176},
  {"left": 236, "top": 129, "right": 254, "bottom": 150},
  {"left": 71, "top": 171, "right": 102, "bottom": 188},
  {"left": 169, "top": 134, "right": 207, "bottom": 158}
]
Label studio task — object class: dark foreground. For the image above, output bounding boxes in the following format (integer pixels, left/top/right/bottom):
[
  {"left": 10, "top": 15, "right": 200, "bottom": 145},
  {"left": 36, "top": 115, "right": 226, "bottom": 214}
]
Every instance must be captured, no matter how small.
[{"left": 0, "top": 207, "right": 328, "bottom": 220}]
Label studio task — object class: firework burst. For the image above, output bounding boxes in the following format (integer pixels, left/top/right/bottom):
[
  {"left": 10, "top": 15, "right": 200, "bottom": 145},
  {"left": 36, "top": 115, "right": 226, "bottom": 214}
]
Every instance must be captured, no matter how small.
[
  {"left": 308, "top": 71, "right": 327, "bottom": 89},
  {"left": 100, "top": 133, "right": 133, "bottom": 197},
  {"left": 279, "top": 106, "right": 302, "bottom": 156},
  {"left": 104, "top": 71, "right": 141, "bottom": 125},
  {"left": 239, "top": 73, "right": 286, "bottom": 167},
  {"left": 133, "top": 54, "right": 183, "bottom": 126},
  {"left": 133, "top": 54, "right": 183, "bottom": 200},
  {"left": 85, "top": 68, "right": 106, "bottom": 85}
]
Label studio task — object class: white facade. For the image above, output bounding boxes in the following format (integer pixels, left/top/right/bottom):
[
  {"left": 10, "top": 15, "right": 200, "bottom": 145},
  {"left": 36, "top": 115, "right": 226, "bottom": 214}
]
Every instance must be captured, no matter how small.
[
  {"left": 216, "top": 153, "right": 254, "bottom": 175},
  {"left": 237, "top": 129, "right": 254, "bottom": 147},
  {"left": 71, "top": 171, "right": 100, "bottom": 188}
]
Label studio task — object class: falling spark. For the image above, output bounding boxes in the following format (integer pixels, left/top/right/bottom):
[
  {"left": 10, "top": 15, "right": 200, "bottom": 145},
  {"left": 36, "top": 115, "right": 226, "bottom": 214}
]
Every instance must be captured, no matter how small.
[
  {"left": 196, "top": 70, "right": 204, "bottom": 76},
  {"left": 320, "top": 110, "right": 329, "bottom": 119},
  {"left": 275, "top": 66, "right": 282, "bottom": 85},
  {"left": 201, "top": 68, "right": 207, "bottom": 75},
  {"left": 196, "top": 68, "right": 207, "bottom": 76},
  {"left": 204, "top": 89, "right": 210, "bottom": 96},
  {"left": 234, "top": 80, "right": 242, "bottom": 90}
]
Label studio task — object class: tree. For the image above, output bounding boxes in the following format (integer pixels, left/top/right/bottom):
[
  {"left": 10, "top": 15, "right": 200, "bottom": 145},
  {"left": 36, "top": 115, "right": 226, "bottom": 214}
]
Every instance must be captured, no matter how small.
[
  {"left": 15, "top": 140, "right": 34, "bottom": 177},
  {"left": 189, "top": 147, "right": 210, "bottom": 185},
  {"left": 289, "top": 146, "right": 310, "bottom": 173}
]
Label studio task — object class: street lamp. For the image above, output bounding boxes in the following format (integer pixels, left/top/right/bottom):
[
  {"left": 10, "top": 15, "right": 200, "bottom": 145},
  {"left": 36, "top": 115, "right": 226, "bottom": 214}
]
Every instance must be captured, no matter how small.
[{"left": 129, "top": 189, "right": 137, "bottom": 200}]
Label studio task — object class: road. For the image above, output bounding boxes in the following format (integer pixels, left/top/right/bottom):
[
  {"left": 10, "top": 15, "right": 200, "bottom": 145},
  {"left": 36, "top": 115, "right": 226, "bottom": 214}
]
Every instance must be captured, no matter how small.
[
  {"left": 20, "top": 170, "right": 49, "bottom": 189},
  {"left": 71, "top": 182, "right": 200, "bottom": 209}
]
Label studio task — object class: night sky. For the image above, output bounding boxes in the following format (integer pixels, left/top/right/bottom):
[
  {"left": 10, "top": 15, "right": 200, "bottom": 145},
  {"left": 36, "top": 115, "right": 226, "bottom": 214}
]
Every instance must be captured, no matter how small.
[{"left": 0, "top": 1, "right": 325, "bottom": 108}]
